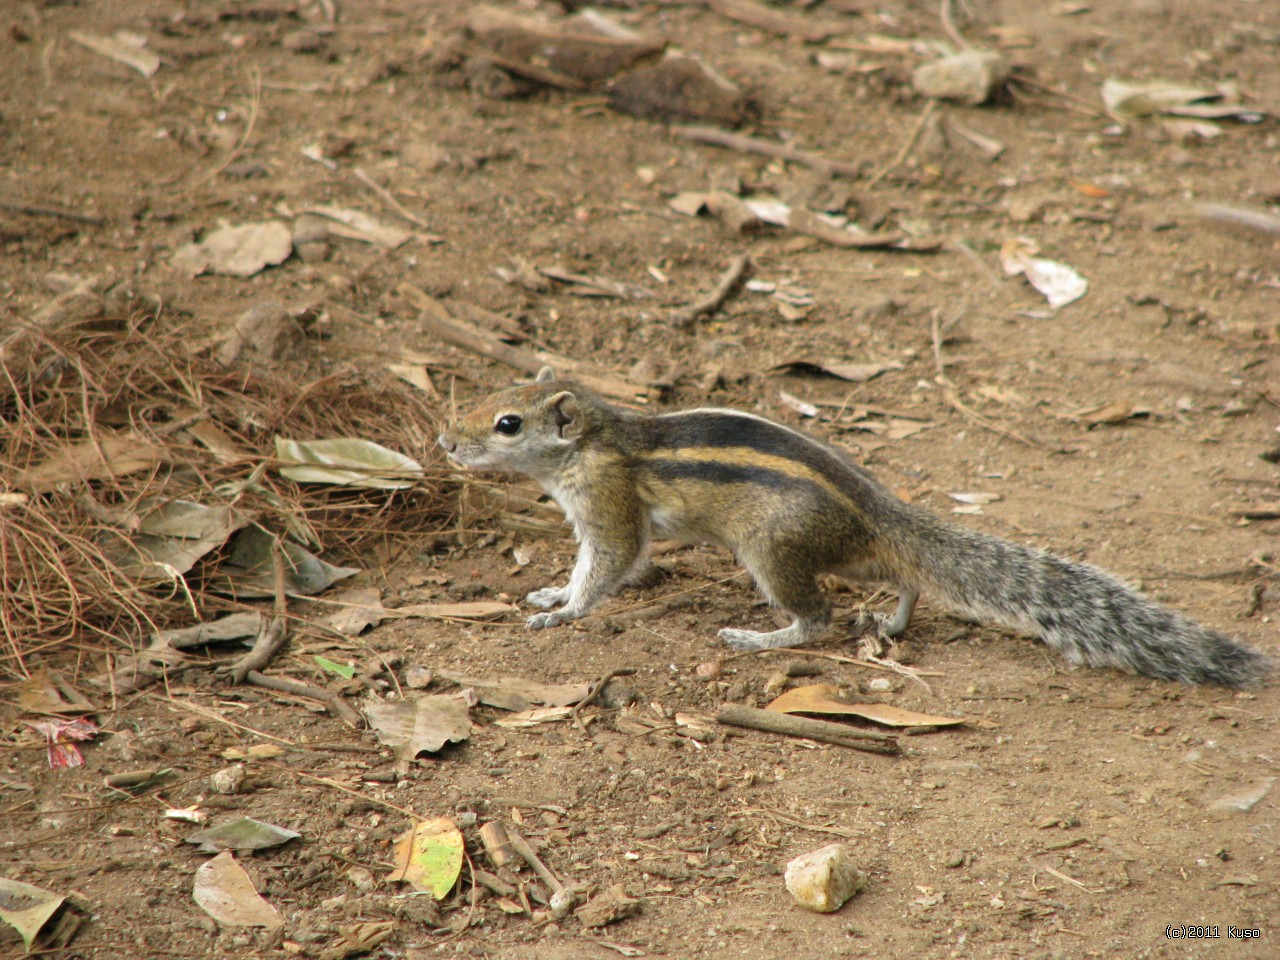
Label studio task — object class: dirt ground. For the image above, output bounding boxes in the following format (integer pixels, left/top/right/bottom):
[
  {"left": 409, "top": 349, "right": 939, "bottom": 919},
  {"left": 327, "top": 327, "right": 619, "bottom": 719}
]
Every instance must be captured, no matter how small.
[{"left": 2, "top": 0, "right": 1279, "bottom": 958}]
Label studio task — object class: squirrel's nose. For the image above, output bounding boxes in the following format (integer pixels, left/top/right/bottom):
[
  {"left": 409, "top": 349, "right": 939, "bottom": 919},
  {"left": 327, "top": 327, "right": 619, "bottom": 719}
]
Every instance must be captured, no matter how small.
[{"left": 438, "top": 434, "right": 456, "bottom": 453}]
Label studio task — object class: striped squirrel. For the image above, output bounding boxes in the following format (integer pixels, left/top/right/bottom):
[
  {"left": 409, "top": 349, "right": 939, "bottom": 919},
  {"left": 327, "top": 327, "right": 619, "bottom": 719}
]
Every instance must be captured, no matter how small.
[{"left": 438, "top": 367, "right": 1268, "bottom": 687}]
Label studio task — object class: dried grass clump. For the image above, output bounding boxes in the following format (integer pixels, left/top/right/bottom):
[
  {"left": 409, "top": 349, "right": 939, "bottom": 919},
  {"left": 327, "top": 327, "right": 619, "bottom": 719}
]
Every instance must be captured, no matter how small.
[{"left": 1, "top": 305, "right": 449, "bottom": 677}]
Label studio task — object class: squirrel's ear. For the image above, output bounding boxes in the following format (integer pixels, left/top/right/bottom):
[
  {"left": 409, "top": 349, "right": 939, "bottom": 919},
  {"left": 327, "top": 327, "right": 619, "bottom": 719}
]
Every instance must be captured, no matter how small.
[
  {"left": 535, "top": 366, "right": 556, "bottom": 383},
  {"left": 548, "top": 391, "right": 583, "bottom": 439}
]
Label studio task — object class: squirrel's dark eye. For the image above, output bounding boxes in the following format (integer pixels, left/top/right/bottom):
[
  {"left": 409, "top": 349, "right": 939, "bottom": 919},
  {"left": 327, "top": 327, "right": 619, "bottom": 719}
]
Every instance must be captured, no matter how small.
[{"left": 494, "top": 414, "right": 523, "bottom": 436}]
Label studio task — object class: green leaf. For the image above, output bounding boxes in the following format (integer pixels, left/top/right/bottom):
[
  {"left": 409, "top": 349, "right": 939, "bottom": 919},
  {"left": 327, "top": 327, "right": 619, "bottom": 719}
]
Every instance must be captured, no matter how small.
[
  {"left": 274, "top": 437, "right": 423, "bottom": 489},
  {"left": 315, "top": 655, "right": 357, "bottom": 680},
  {"left": 387, "top": 817, "right": 464, "bottom": 899}
]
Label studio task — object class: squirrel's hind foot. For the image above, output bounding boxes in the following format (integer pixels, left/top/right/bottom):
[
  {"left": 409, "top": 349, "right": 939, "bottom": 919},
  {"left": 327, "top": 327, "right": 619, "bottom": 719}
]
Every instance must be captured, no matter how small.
[{"left": 718, "top": 619, "right": 826, "bottom": 652}]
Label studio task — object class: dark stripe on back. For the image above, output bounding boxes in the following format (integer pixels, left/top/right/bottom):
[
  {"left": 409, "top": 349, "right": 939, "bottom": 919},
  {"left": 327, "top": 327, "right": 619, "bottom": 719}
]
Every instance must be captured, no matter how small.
[
  {"left": 644, "top": 458, "right": 825, "bottom": 494},
  {"left": 653, "top": 410, "right": 872, "bottom": 493}
]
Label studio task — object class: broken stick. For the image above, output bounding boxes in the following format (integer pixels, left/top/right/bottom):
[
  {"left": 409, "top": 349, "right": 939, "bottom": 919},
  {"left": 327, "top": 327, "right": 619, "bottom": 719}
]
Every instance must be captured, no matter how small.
[
  {"left": 505, "top": 825, "right": 565, "bottom": 893},
  {"left": 671, "top": 253, "right": 752, "bottom": 327},
  {"left": 671, "top": 125, "right": 863, "bottom": 179},
  {"left": 407, "top": 284, "right": 649, "bottom": 402},
  {"left": 716, "top": 703, "right": 901, "bottom": 755}
]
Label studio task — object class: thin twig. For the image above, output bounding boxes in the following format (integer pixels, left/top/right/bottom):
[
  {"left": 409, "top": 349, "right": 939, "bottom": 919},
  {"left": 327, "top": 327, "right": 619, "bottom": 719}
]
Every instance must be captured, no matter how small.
[
  {"left": 866, "top": 99, "right": 937, "bottom": 188},
  {"left": 246, "top": 670, "right": 363, "bottom": 727},
  {"left": 571, "top": 667, "right": 636, "bottom": 734},
  {"left": 670, "top": 125, "right": 863, "bottom": 179},
  {"left": 1008, "top": 73, "right": 1104, "bottom": 118},
  {"left": 671, "top": 253, "right": 751, "bottom": 326},
  {"left": 931, "top": 310, "right": 1042, "bottom": 448},
  {"left": 352, "top": 167, "right": 432, "bottom": 229},
  {"left": 186, "top": 66, "right": 262, "bottom": 191},
  {"left": 716, "top": 704, "right": 901, "bottom": 755},
  {"left": 0, "top": 200, "right": 104, "bottom": 225},
  {"left": 939, "top": 0, "right": 970, "bottom": 50}
]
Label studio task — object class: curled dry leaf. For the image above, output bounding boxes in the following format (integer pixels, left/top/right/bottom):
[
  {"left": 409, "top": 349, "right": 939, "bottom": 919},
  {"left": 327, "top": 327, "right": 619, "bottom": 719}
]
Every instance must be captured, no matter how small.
[
  {"left": 1000, "top": 237, "right": 1088, "bottom": 309},
  {"left": 493, "top": 706, "right": 575, "bottom": 728},
  {"left": 766, "top": 684, "right": 965, "bottom": 728},
  {"left": 275, "top": 437, "right": 424, "bottom": 490},
  {"left": 770, "top": 360, "right": 905, "bottom": 383},
  {"left": 68, "top": 30, "right": 160, "bottom": 78},
  {"left": 300, "top": 206, "right": 412, "bottom": 248},
  {"left": 390, "top": 601, "right": 519, "bottom": 621},
  {"left": 1060, "top": 400, "right": 1150, "bottom": 425},
  {"left": 441, "top": 673, "right": 590, "bottom": 712},
  {"left": 949, "top": 492, "right": 1002, "bottom": 505},
  {"left": 778, "top": 390, "right": 819, "bottom": 418},
  {"left": 0, "top": 878, "right": 66, "bottom": 951},
  {"left": 215, "top": 527, "right": 360, "bottom": 599}
]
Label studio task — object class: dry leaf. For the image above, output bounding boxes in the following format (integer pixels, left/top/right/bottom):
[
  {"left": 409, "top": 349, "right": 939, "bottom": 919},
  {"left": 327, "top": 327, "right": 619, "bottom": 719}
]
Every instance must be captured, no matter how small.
[
  {"left": 275, "top": 437, "right": 424, "bottom": 489},
  {"left": 17, "top": 671, "right": 95, "bottom": 716},
  {"left": 186, "top": 817, "right": 301, "bottom": 854},
  {"left": 68, "top": 30, "right": 160, "bottom": 77},
  {"left": 1101, "top": 79, "right": 1216, "bottom": 119},
  {"left": 322, "top": 586, "right": 387, "bottom": 635},
  {"left": 999, "top": 237, "right": 1088, "bottom": 309},
  {"left": 949, "top": 492, "right": 1002, "bottom": 505},
  {"left": 301, "top": 206, "right": 412, "bottom": 248},
  {"left": 441, "top": 673, "right": 590, "bottom": 712},
  {"left": 387, "top": 363, "right": 439, "bottom": 396},
  {"left": 364, "top": 694, "right": 473, "bottom": 769},
  {"left": 771, "top": 360, "right": 905, "bottom": 383},
  {"left": 0, "top": 878, "right": 66, "bottom": 951},
  {"left": 494, "top": 706, "right": 575, "bottom": 728},
  {"left": 18, "top": 434, "right": 168, "bottom": 491},
  {"left": 767, "top": 684, "right": 965, "bottom": 728},
  {"left": 192, "top": 852, "right": 283, "bottom": 929},
  {"left": 778, "top": 390, "right": 819, "bottom": 418},
  {"left": 392, "top": 601, "right": 518, "bottom": 621},
  {"left": 1060, "top": 400, "right": 1149, "bottom": 424},
  {"left": 171, "top": 221, "right": 293, "bottom": 277}
]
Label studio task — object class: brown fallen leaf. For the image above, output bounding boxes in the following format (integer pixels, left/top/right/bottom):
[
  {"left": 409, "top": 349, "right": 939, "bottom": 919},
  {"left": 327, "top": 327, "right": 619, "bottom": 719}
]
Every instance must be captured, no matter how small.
[
  {"left": 767, "top": 684, "right": 965, "bottom": 728},
  {"left": 364, "top": 694, "right": 474, "bottom": 771},
  {"left": 494, "top": 706, "right": 575, "bottom": 728},
  {"left": 192, "top": 852, "right": 283, "bottom": 929},
  {"left": 771, "top": 359, "right": 906, "bottom": 383},
  {"left": 171, "top": 221, "right": 294, "bottom": 277},
  {"left": 392, "top": 601, "right": 518, "bottom": 621},
  {"left": 576, "top": 883, "right": 641, "bottom": 928},
  {"left": 1059, "top": 400, "right": 1151, "bottom": 425},
  {"left": 321, "top": 587, "right": 387, "bottom": 636},
  {"left": 68, "top": 30, "right": 160, "bottom": 78},
  {"left": 18, "top": 433, "right": 169, "bottom": 490},
  {"left": 316, "top": 921, "right": 397, "bottom": 960},
  {"left": 441, "top": 673, "right": 590, "bottom": 711}
]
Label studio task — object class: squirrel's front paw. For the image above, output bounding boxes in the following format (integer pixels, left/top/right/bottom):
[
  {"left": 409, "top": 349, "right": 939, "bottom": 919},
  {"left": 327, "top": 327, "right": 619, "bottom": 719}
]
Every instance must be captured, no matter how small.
[
  {"left": 527, "top": 610, "right": 571, "bottom": 630},
  {"left": 526, "top": 586, "right": 569, "bottom": 610}
]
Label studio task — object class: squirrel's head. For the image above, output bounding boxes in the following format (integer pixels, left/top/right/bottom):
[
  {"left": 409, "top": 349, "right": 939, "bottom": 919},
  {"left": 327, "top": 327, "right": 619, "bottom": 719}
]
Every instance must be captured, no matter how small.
[{"left": 438, "top": 367, "right": 589, "bottom": 474}]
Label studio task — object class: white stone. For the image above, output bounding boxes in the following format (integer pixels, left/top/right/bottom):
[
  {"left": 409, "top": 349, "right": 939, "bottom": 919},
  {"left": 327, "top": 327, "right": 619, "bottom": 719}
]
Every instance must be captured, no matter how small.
[{"left": 784, "top": 843, "right": 867, "bottom": 913}]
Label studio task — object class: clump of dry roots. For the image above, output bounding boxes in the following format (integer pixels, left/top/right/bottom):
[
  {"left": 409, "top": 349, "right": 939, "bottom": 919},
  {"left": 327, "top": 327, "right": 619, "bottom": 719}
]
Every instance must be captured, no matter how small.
[{"left": 1, "top": 287, "right": 449, "bottom": 679}]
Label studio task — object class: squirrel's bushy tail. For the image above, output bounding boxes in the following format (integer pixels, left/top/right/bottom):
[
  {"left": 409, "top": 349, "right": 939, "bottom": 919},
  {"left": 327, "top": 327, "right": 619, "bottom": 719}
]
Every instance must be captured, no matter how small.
[{"left": 894, "top": 508, "right": 1269, "bottom": 687}]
